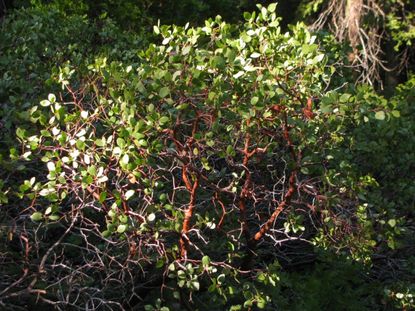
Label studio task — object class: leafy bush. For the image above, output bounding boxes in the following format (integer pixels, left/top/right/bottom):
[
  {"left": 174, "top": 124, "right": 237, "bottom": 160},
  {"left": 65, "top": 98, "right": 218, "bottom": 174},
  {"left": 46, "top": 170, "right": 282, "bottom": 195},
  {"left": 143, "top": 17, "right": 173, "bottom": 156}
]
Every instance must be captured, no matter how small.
[
  {"left": 0, "top": 5, "right": 146, "bottom": 182},
  {"left": 0, "top": 7, "right": 147, "bottom": 309},
  {"left": 5, "top": 3, "right": 399, "bottom": 309},
  {"left": 1, "top": 2, "right": 414, "bottom": 310},
  {"left": 28, "top": 0, "right": 151, "bottom": 31},
  {"left": 0, "top": 6, "right": 146, "bottom": 146}
]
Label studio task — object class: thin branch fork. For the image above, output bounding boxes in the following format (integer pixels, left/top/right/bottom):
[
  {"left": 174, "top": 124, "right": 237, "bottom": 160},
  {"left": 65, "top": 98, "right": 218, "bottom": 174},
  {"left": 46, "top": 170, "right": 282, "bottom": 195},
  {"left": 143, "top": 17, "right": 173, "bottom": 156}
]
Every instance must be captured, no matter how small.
[
  {"left": 251, "top": 169, "right": 297, "bottom": 243},
  {"left": 251, "top": 114, "right": 299, "bottom": 245}
]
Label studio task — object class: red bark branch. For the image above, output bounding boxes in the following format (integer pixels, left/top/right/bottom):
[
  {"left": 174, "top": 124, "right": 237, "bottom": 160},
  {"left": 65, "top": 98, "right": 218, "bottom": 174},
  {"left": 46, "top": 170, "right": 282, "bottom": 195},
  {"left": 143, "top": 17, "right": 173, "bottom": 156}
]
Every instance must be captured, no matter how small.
[
  {"left": 179, "top": 165, "right": 199, "bottom": 258},
  {"left": 251, "top": 114, "right": 299, "bottom": 243},
  {"left": 252, "top": 169, "right": 297, "bottom": 242}
]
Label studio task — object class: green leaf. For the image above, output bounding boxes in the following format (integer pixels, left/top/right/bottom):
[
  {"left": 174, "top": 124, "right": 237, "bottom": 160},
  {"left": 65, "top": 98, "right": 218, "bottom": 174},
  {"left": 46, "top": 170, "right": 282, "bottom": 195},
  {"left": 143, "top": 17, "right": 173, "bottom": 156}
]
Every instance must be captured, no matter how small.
[
  {"left": 95, "top": 139, "right": 105, "bottom": 147},
  {"left": 147, "top": 213, "right": 156, "bottom": 222},
  {"left": 159, "top": 193, "right": 167, "bottom": 202},
  {"left": 191, "top": 280, "right": 200, "bottom": 291},
  {"left": 47, "top": 161, "right": 56, "bottom": 171},
  {"left": 30, "top": 212, "right": 43, "bottom": 221},
  {"left": 45, "top": 206, "right": 52, "bottom": 215},
  {"left": 176, "top": 103, "right": 189, "bottom": 110},
  {"left": 147, "top": 103, "right": 155, "bottom": 112},
  {"left": 117, "top": 138, "right": 125, "bottom": 147},
  {"left": 159, "top": 87, "right": 170, "bottom": 98},
  {"left": 233, "top": 71, "right": 244, "bottom": 79},
  {"left": 117, "top": 224, "right": 127, "bottom": 233},
  {"left": 268, "top": 3, "right": 277, "bottom": 13},
  {"left": 48, "top": 215, "right": 60, "bottom": 221},
  {"left": 251, "top": 96, "right": 259, "bottom": 105},
  {"left": 39, "top": 188, "right": 53, "bottom": 196},
  {"left": 313, "top": 54, "right": 324, "bottom": 64},
  {"left": 159, "top": 116, "right": 169, "bottom": 125},
  {"left": 388, "top": 219, "right": 396, "bottom": 227},
  {"left": 48, "top": 93, "right": 56, "bottom": 103},
  {"left": 182, "top": 45, "right": 191, "bottom": 55},
  {"left": 374, "top": 111, "right": 385, "bottom": 120},
  {"left": 102, "top": 230, "right": 111, "bottom": 238},
  {"left": 391, "top": 110, "right": 400, "bottom": 118},
  {"left": 202, "top": 255, "right": 210, "bottom": 267},
  {"left": 80, "top": 110, "right": 88, "bottom": 119},
  {"left": 212, "top": 55, "right": 225, "bottom": 68},
  {"left": 16, "top": 127, "right": 26, "bottom": 140},
  {"left": 121, "top": 154, "right": 129, "bottom": 165},
  {"left": 40, "top": 100, "right": 51, "bottom": 107},
  {"left": 257, "top": 297, "right": 266, "bottom": 309},
  {"left": 99, "top": 192, "right": 107, "bottom": 203},
  {"left": 119, "top": 215, "right": 128, "bottom": 223},
  {"left": 125, "top": 190, "right": 135, "bottom": 200},
  {"left": 137, "top": 139, "right": 148, "bottom": 147},
  {"left": 339, "top": 93, "right": 351, "bottom": 103},
  {"left": 137, "top": 81, "right": 146, "bottom": 94}
]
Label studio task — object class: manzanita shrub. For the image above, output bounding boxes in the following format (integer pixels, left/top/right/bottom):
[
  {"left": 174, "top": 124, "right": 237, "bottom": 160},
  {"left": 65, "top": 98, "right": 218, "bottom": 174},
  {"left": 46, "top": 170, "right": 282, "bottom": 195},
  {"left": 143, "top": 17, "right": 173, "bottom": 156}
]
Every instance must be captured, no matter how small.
[
  {"left": 9, "top": 3, "right": 408, "bottom": 310},
  {"left": 0, "top": 6, "right": 145, "bottom": 309}
]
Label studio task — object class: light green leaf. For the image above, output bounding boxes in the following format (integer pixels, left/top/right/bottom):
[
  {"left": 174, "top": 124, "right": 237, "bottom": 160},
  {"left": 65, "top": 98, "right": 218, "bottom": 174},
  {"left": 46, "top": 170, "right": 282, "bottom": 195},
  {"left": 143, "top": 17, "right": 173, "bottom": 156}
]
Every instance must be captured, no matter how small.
[
  {"left": 159, "top": 116, "right": 169, "bottom": 125},
  {"left": 147, "top": 103, "right": 155, "bottom": 112},
  {"left": 339, "top": 93, "right": 351, "bottom": 103},
  {"left": 48, "top": 93, "right": 56, "bottom": 103},
  {"left": 117, "top": 224, "right": 127, "bottom": 233},
  {"left": 375, "top": 111, "right": 385, "bottom": 120},
  {"left": 102, "top": 230, "right": 111, "bottom": 238},
  {"left": 202, "top": 255, "right": 210, "bottom": 267},
  {"left": 47, "top": 161, "right": 56, "bottom": 171},
  {"left": 147, "top": 213, "right": 156, "bottom": 222},
  {"left": 268, "top": 3, "right": 277, "bottom": 12},
  {"left": 311, "top": 54, "right": 324, "bottom": 64},
  {"left": 48, "top": 215, "right": 60, "bottom": 221},
  {"left": 117, "top": 138, "right": 125, "bottom": 147},
  {"left": 40, "top": 100, "right": 51, "bottom": 107},
  {"left": 182, "top": 45, "right": 191, "bottom": 55},
  {"left": 137, "top": 139, "right": 148, "bottom": 147},
  {"left": 233, "top": 71, "right": 244, "bottom": 79},
  {"left": 251, "top": 96, "right": 259, "bottom": 105},
  {"left": 121, "top": 154, "right": 129, "bottom": 165},
  {"left": 125, "top": 189, "right": 135, "bottom": 200},
  {"left": 191, "top": 280, "right": 200, "bottom": 291},
  {"left": 30, "top": 212, "right": 43, "bottom": 221},
  {"left": 95, "top": 138, "right": 105, "bottom": 147},
  {"left": 176, "top": 103, "right": 189, "bottom": 110},
  {"left": 45, "top": 206, "right": 52, "bottom": 215},
  {"left": 159, "top": 87, "right": 170, "bottom": 98},
  {"left": 39, "top": 188, "right": 53, "bottom": 196},
  {"left": 137, "top": 81, "right": 146, "bottom": 94},
  {"left": 388, "top": 219, "right": 396, "bottom": 227}
]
